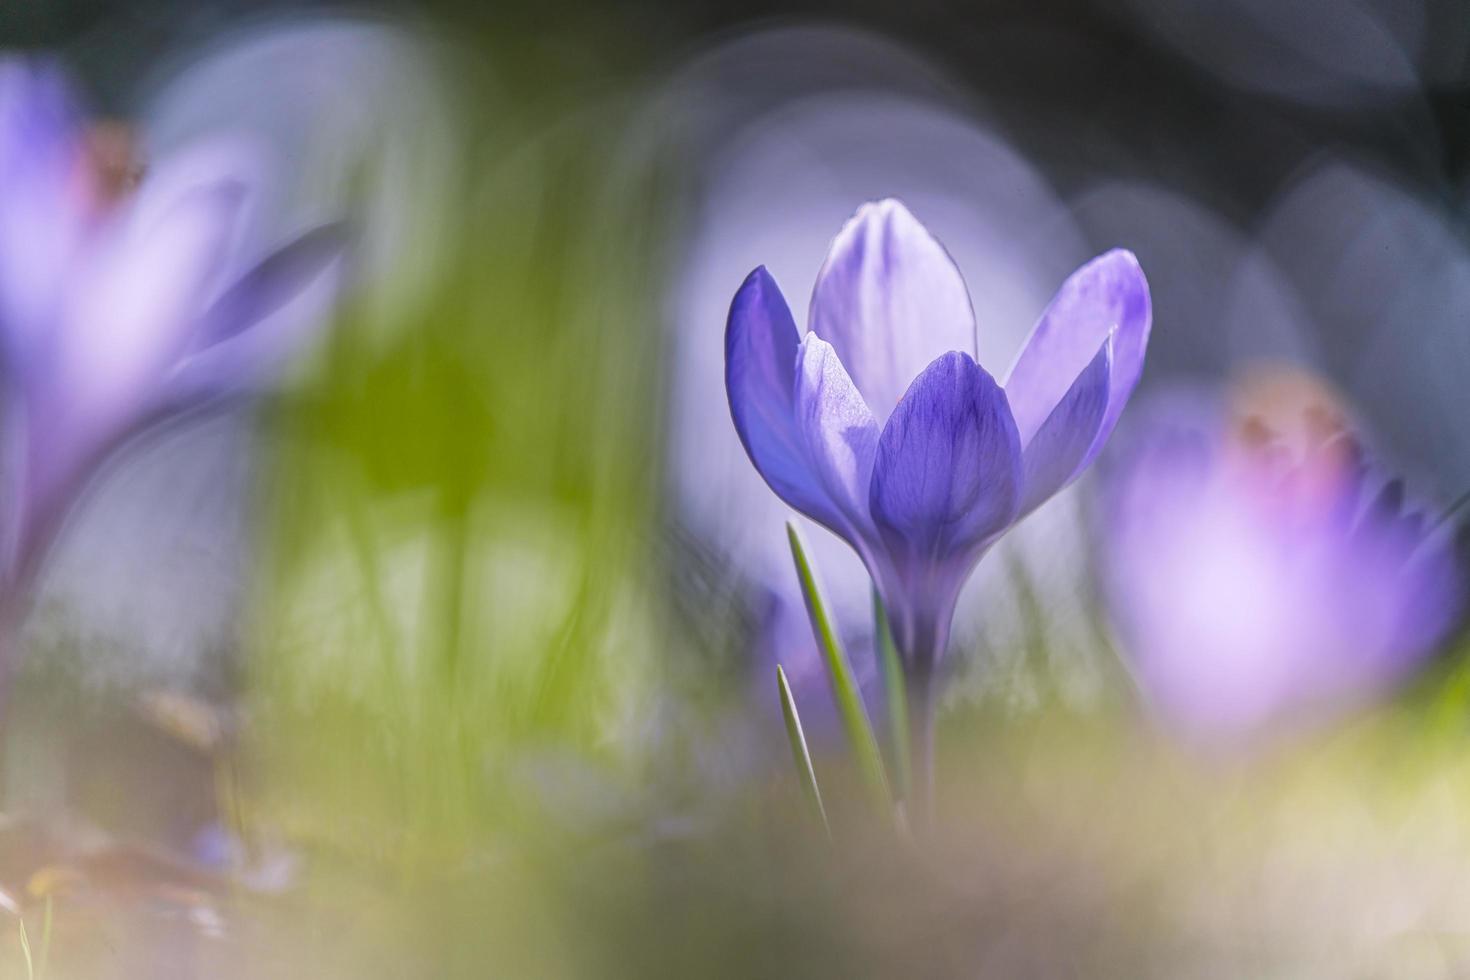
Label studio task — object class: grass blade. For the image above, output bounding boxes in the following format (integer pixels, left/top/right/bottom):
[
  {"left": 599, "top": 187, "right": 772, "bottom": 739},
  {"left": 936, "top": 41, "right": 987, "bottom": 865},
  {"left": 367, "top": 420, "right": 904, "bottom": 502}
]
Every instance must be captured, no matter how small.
[
  {"left": 786, "top": 522, "right": 890, "bottom": 809},
  {"left": 37, "top": 895, "right": 50, "bottom": 980},
  {"left": 777, "top": 665, "right": 830, "bottom": 835},
  {"left": 873, "top": 588, "right": 910, "bottom": 803},
  {"left": 17, "top": 916, "right": 32, "bottom": 980}
]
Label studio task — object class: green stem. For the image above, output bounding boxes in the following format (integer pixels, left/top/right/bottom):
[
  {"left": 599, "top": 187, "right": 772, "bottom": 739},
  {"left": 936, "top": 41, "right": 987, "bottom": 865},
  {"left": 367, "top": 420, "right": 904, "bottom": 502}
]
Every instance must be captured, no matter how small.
[
  {"left": 873, "top": 590, "right": 910, "bottom": 803},
  {"left": 893, "top": 611, "right": 946, "bottom": 827},
  {"left": 906, "top": 661, "right": 936, "bottom": 825}
]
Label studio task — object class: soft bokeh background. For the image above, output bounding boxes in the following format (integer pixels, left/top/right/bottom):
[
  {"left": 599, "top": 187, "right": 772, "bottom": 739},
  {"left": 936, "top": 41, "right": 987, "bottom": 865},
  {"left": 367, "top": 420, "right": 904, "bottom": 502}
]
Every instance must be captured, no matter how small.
[{"left": 1, "top": 0, "right": 1469, "bottom": 976}]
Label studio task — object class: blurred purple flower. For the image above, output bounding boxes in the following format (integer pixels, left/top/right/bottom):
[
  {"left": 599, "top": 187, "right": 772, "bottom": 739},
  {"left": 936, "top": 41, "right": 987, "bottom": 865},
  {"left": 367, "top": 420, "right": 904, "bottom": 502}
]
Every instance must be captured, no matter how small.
[
  {"left": 725, "top": 198, "right": 1151, "bottom": 763},
  {"left": 1103, "top": 375, "right": 1462, "bottom": 743},
  {"left": 0, "top": 59, "right": 342, "bottom": 635}
]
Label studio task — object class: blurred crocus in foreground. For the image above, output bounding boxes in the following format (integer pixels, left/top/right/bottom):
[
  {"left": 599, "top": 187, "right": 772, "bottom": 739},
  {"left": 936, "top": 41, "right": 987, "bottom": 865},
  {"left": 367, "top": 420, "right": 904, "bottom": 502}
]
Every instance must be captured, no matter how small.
[
  {"left": 0, "top": 59, "right": 342, "bottom": 686},
  {"left": 726, "top": 198, "right": 1151, "bottom": 791},
  {"left": 1103, "top": 372, "right": 1462, "bottom": 744}
]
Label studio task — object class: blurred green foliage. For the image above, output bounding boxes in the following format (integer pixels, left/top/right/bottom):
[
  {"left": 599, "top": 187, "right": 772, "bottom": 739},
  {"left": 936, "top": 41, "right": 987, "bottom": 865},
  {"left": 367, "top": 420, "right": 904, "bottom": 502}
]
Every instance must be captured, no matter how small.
[{"left": 245, "top": 55, "right": 680, "bottom": 863}]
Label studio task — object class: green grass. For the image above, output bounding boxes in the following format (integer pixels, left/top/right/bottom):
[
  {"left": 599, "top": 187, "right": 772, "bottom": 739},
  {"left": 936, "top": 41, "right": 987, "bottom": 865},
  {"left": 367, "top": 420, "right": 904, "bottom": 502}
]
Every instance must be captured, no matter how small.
[{"left": 240, "top": 72, "right": 681, "bottom": 865}]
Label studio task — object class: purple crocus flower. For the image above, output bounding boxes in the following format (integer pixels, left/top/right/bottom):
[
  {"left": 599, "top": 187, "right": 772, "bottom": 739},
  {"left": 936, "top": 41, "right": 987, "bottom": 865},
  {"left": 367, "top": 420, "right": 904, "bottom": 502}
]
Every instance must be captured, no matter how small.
[
  {"left": 725, "top": 198, "right": 1151, "bottom": 785},
  {"left": 0, "top": 59, "right": 342, "bottom": 680},
  {"left": 1103, "top": 374, "right": 1462, "bottom": 744}
]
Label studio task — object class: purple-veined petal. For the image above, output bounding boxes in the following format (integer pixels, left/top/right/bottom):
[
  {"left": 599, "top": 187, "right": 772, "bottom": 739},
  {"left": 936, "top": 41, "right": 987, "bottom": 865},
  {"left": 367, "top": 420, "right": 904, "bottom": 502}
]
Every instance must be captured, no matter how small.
[
  {"left": 808, "top": 199, "right": 976, "bottom": 424},
  {"left": 726, "top": 267, "right": 844, "bottom": 531},
  {"left": 792, "top": 334, "right": 880, "bottom": 543},
  {"left": 1004, "top": 249, "right": 1151, "bottom": 453},
  {"left": 870, "top": 351, "right": 1022, "bottom": 570},
  {"left": 1017, "top": 334, "right": 1112, "bottom": 517}
]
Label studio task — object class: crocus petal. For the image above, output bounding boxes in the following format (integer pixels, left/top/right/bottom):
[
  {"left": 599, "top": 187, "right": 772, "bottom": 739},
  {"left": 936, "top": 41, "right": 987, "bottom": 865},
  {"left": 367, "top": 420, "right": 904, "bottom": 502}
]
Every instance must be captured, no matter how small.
[
  {"left": 1004, "top": 250, "right": 1151, "bottom": 454},
  {"left": 171, "top": 224, "right": 347, "bottom": 400},
  {"left": 57, "top": 183, "right": 242, "bottom": 428},
  {"left": 0, "top": 60, "right": 75, "bottom": 178},
  {"left": 194, "top": 222, "right": 346, "bottom": 348},
  {"left": 1017, "top": 335, "right": 1113, "bottom": 517},
  {"left": 808, "top": 199, "right": 976, "bottom": 424},
  {"left": 0, "top": 60, "right": 86, "bottom": 356},
  {"left": 870, "top": 351, "right": 1022, "bottom": 570},
  {"left": 125, "top": 134, "right": 263, "bottom": 239},
  {"left": 792, "top": 334, "right": 880, "bottom": 544},
  {"left": 726, "top": 267, "right": 844, "bottom": 531}
]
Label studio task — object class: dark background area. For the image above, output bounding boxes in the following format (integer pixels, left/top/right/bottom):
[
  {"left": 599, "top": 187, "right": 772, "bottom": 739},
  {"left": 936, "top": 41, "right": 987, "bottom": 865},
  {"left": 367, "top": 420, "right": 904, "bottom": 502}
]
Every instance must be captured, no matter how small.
[{"left": 8, "top": 0, "right": 1466, "bottom": 193}]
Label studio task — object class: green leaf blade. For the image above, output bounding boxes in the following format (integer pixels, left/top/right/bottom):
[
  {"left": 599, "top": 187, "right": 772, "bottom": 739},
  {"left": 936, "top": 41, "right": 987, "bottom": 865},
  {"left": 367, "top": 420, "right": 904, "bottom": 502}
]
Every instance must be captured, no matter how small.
[
  {"left": 777, "top": 665, "right": 830, "bottom": 835},
  {"left": 786, "top": 522, "right": 890, "bottom": 810}
]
